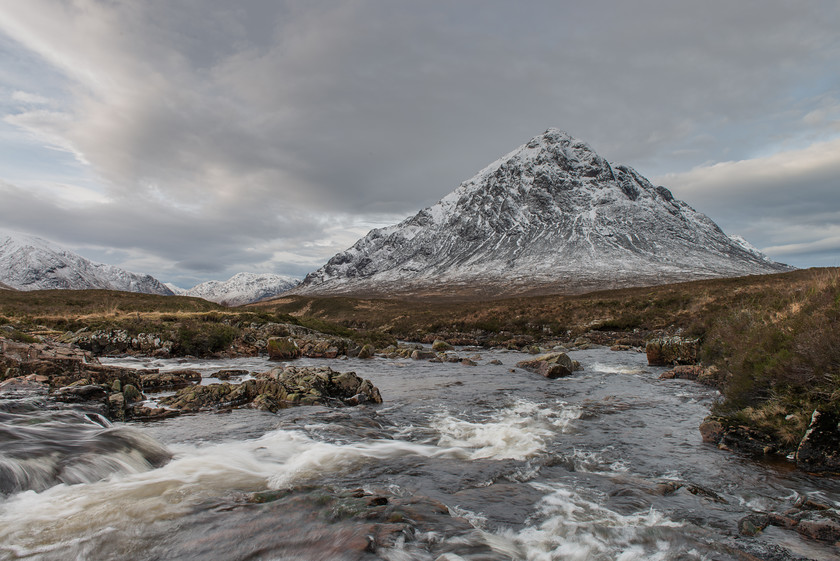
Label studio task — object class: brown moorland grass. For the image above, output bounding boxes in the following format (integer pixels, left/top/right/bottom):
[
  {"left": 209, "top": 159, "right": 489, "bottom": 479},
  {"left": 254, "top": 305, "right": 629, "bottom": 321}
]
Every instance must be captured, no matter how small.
[
  {"left": 2, "top": 268, "right": 838, "bottom": 451},
  {"left": 252, "top": 268, "right": 836, "bottom": 342}
]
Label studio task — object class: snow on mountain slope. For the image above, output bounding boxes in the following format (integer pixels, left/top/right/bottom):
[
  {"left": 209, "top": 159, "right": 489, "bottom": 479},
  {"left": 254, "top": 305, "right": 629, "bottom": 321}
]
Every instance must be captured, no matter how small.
[
  {"left": 0, "top": 232, "right": 173, "bottom": 295},
  {"left": 293, "top": 129, "right": 793, "bottom": 298},
  {"left": 164, "top": 283, "right": 186, "bottom": 295},
  {"left": 183, "top": 273, "right": 300, "bottom": 306}
]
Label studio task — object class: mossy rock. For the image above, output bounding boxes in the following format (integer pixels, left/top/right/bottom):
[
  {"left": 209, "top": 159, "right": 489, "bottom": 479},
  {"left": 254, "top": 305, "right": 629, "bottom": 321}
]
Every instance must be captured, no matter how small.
[
  {"left": 267, "top": 337, "right": 301, "bottom": 360},
  {"left": 123, "top": 384, "right": 143, "bottom": 403},
  {"left": 431, "top": 340, "right": 453, "bottom": 352},
  {"left": 357, "top": 344, "right": 376, "bottom": 359}
]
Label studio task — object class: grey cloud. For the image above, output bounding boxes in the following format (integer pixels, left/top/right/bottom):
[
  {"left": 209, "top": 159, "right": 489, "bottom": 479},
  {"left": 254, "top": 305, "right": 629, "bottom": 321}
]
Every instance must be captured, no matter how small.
[
  {"left": 0, "top": 1, "right": 838, "bottom": 281},
  {"left": 659, "top": 138, "right": 840, "bottom": 267}
]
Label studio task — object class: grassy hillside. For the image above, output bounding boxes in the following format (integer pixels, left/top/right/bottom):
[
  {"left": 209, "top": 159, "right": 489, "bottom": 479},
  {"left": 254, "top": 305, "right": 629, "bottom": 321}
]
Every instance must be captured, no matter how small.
[{"left": 255, "top": 269, "right": 832, "bottom": 341}]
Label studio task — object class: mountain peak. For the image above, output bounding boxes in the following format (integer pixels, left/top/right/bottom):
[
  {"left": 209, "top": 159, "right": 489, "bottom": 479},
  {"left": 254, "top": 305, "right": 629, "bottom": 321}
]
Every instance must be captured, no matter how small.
[
  {"left": 183, "top": 272, "right": 300, "bottom": 306},
  {"left": 0, "top": 231, "right": 173, "bottom": 295},
  {"left": 291, "top": 129, "right": 791, "bottom": 299}
]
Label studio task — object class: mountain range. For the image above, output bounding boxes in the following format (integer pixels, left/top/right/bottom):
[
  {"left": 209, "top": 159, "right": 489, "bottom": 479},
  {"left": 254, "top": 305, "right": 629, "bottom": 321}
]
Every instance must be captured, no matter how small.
[
  {"left": 168, "top": 273, "right": 299, "bottom": 306},
  {"left": 0, "top": 232, "right": 173, "bottom": 295},
  {"left": 291, "top": 129, "right": 792, "bottom": 298}
]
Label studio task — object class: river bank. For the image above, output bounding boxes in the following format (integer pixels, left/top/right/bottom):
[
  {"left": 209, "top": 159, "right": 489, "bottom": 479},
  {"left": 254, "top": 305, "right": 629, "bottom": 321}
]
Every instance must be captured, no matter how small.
[{"left": 2, "top": 341, "right": 840, "bottom": 560}]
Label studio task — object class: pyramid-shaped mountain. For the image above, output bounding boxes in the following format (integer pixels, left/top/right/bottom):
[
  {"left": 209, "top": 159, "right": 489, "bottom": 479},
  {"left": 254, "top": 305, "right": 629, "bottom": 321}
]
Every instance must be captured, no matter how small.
[{"left": 292, "top": 129, "right": 792, "bottom": 298}]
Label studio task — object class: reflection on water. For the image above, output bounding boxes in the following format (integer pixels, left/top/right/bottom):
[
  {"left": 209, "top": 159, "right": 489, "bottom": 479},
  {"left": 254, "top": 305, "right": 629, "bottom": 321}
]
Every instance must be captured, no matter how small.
[{"left": 1, "top": 348, "right": 838, "bottom": 560}]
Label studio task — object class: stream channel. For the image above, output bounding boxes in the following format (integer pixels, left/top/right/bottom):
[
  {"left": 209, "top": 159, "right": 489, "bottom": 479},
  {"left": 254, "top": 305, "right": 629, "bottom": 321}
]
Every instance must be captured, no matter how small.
[{"left": 1, "top": 347, "right": 839, "bottom": 560}]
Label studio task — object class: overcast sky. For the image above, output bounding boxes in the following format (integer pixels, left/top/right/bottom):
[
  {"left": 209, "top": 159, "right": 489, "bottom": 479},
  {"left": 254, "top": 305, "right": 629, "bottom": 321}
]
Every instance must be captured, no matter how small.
[{"left": 0, "top": 1, "right": 838, "bottom": 288}]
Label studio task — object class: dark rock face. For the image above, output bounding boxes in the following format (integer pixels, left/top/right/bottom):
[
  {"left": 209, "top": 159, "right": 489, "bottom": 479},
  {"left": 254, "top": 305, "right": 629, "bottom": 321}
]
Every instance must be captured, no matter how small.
[
  {"left": 646, "top": 337, "right": 699, "bottom": 366},
  {"left": 699, "top": 416, "right": 779, "bottom": 456},
  {"left": 292, "top": 129, "right": 792, "bottom": 298},
  {"left": 796, "top": 410, "right": 840, "bottom": 474}
]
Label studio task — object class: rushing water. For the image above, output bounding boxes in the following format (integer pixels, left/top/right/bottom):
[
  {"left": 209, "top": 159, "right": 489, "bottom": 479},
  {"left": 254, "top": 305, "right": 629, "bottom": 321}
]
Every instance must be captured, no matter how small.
[{"left": 1, "top": 347, "right": 839, "bottom": 560}]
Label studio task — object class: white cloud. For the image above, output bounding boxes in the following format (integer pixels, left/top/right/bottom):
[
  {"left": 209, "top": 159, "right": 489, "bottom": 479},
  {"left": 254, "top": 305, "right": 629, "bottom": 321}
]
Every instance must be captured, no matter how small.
[
  {"left": 10, "top": 90, "right": 50, "bottom": 105},
  {"left": 659, "top": 138, "right": 840, "bottom": 266}
]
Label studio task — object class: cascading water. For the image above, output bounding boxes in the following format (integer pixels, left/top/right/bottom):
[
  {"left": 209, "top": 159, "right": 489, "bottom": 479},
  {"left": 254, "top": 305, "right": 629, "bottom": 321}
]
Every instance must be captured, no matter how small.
[{"left": 1, "top": 348, "right": 838, "bottom": 560}]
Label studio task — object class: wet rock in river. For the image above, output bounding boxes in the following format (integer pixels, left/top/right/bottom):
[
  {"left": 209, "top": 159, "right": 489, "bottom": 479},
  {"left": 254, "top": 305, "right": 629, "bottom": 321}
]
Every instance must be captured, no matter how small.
[
  {"left": 516, "top": 352, "right": 581, "bottom": 379},
  {"left": 214, "top": 369, "right": 248, "bottom": 381},
  {"left": 738, "top": 498, "right": 840, "bottom": 545},
  {"left": 160, "top": 366, "right": 382, "bottom": 412},
  {"left": 140, "top": 370, "right": 202, "bottom": 391},
  {"left": 356, "top": 344, "right": 376, "bottom": 359},
  {"left": 411, "top": 349, "right": 436, "bottom": 360},
  {"left": 795, "top": 410, "right": 840, "bottom": 474},
  {"left": 432, "top": 339, "right": 454, "bottom": 352}
]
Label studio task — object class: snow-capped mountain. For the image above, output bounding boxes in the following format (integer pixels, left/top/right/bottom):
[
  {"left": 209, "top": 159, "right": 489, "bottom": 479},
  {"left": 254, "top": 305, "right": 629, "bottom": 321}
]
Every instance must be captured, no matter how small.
[
  {"left": 181, "top": 273, "right": 300, "bottom": 306},
  {"left": 293, "top": 129, "right": 792, "bottom": 298},
  {"left": 0, "top": 232, "right": 173, "bottom": 295}
]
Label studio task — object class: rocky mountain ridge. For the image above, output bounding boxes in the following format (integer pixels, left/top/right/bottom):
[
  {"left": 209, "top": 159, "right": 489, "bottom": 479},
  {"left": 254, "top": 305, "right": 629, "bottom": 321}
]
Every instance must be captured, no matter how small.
[
  {"left": 173, "top": 273, "right": 300, "bottom": 306},
  {"left": 292, "top": 129, "right": 792, "bottom": 298},
  {"left": 0, "top": 232, "right": 172, "bottom": 295}
]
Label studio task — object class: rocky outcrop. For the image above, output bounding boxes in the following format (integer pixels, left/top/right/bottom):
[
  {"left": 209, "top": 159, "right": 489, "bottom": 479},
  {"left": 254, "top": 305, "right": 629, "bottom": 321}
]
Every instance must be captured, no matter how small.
[
  {"left": 3, "top": 337, "right": 384, "bottom": 421},
  {"left": 738, "top": 497, "right": 840, "bottom": 544},
  {"left": 699, "top": 416, "right": 779, "bottom": 456},
  {"left": 795, "top": 410, "right": 840, "bottom": 474},
  {"left": 659, "top": 364, "right": 721, "bottom": 387},
  {"left": 160, "top": 366, "right": 382, "bottom": 412},
  {"left": 139, "top": 370, "right": 202, "bottom": 391},
  {"left": 267, "top": 337, "right": 301, "bottom": 360},
  {"left": 700, "top": 409, "right": 840, "bottom": 474},
  {"left": 516, "top": 352, "right": 583, "bottom": 379},
  {"left": 646, "top": 337, "right": 699, "bottom": 366},
  {"left": 60, "top": 329, "right": 173, "bottom": 356},
  {"left": 1, "top": 337, "right": 183, "bottom": 421}
]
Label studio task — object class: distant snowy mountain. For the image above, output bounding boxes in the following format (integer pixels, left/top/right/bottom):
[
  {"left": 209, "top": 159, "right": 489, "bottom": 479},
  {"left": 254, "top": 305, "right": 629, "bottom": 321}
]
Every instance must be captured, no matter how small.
[
  {"left": 183, "top": 273, "right": 300, "bottom": 306},
  {"left": 0, "top": 232, "right": 173, "bottom": 295},
  {"left": 293, "top": 128, "right": 792, "bottom": 298},
  {"left": 164, "top": 283, "right": 186, "bottom": 295}
]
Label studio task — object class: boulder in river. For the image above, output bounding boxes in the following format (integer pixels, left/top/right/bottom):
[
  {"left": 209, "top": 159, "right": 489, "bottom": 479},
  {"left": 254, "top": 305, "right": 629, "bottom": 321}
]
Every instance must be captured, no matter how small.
[{"left": 516, "top": 352, "right": 582, "bottom": 379}]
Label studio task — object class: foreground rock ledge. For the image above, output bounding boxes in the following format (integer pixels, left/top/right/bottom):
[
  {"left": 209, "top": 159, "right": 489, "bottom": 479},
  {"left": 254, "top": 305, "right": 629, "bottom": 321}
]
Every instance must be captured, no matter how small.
[
  {"left": 160, "top": 366, "right": 383, "bottom": 413},
  {"left": 1, "top": 338, "right": 383, "bottom": 421}
]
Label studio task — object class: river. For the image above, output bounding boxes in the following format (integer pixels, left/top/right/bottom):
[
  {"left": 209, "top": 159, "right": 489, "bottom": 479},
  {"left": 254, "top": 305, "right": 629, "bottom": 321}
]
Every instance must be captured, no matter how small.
[{"left": 1, "top": 347, "right": 838, "bottom": 560}]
